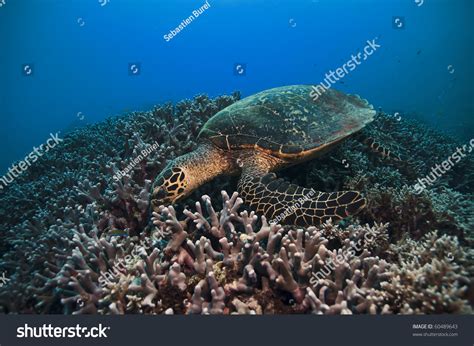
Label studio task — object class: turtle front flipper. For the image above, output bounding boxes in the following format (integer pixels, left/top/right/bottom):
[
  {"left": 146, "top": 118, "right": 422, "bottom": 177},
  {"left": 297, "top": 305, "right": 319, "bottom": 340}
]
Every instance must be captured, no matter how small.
[{"left": 237, "top": 157, "right": 366, "bottom": 226}]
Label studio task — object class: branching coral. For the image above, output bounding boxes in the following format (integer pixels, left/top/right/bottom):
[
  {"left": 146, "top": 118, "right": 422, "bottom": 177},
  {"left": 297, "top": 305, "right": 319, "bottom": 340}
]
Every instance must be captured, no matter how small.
[
  {"left": 384, "top": 230, "right": 473, "bottom": 314},
  {"left": 21, "top": 190, "right": 469, "bottom": 315}
]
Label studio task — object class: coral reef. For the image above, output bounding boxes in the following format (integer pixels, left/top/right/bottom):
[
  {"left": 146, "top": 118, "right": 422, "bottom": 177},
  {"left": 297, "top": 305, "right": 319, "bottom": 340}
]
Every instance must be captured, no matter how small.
[
  {"left": 0, "top": 93, "right": 472, "bottom": 314},
  {"left": 15, "top": 192, "right": 471, "bottom": 315},
  {"left": 385, "top": 230, "right": 473, "bottom": 314}
]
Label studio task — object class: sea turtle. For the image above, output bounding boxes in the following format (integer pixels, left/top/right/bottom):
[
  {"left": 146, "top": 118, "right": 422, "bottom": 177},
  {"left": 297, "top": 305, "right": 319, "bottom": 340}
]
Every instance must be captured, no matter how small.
[{"left": 151, "top": 85, "right": 387, "bottom": 226}]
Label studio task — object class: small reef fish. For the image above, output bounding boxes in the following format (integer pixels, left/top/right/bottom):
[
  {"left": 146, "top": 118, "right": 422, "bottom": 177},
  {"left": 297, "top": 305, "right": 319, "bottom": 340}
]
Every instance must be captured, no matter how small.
[{"left": 108, "top": 229, "right": 129, "bottom": 237}]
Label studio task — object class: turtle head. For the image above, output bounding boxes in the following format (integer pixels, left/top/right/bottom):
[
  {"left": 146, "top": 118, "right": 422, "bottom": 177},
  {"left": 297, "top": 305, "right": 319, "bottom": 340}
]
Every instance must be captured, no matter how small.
[
  {"left": 151, "top": 161, "right": 191, "bottom": 207},
  {"left": 150, "top": 144, "right": 234, "bottom": 210}
]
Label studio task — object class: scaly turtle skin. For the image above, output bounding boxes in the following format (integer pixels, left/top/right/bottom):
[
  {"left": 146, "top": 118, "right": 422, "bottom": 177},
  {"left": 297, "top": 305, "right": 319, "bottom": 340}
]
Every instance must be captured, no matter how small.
[{"left": 151, "top": 85, "right": 378, "bottom": 225}]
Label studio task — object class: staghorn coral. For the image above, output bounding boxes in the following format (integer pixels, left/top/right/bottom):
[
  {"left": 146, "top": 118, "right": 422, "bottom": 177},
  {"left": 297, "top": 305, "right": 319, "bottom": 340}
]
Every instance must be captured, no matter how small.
[
  {"left": 11, "top": 191, "right": 389, "bottom": 314},
  {"left": 383, "top": 230, "right": 473, "bottom": 314}
]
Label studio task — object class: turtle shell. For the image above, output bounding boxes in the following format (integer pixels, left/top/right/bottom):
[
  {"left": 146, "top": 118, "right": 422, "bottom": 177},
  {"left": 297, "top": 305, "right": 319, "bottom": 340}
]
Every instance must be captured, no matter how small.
[{"left": 198, "top": 85, "right": 375, "bottom": 158}]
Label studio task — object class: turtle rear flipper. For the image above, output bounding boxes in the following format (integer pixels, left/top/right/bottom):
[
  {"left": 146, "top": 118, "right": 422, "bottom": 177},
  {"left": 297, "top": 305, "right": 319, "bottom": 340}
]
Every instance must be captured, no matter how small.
[
  {"left": 363, "top": 136, "right": 402, "bottom": 161},
  {"left": 355, "top": 132, "right": 402, "bottom": 162},
  {"left": 237, "top": 160, "right": 366, "bottom": 226}
]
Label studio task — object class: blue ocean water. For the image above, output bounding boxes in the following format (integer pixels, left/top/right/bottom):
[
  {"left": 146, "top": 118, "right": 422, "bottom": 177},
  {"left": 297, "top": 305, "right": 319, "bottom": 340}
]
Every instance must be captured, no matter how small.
[{"left": 0, "top": 0, "right": 472, "bottom": 173}]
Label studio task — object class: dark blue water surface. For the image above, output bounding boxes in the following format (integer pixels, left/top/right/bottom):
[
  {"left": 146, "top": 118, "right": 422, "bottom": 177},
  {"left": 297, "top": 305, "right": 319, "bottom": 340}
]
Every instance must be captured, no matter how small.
[{"left": 0, "top": 0, "right": 472, "bottom": 173}]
